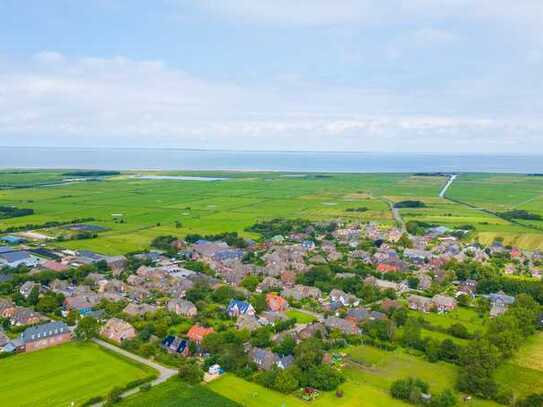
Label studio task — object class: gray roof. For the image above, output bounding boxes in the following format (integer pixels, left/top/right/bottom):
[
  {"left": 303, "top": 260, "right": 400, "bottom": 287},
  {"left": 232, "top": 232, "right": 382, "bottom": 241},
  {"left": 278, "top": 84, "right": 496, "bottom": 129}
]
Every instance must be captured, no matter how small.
[
  {"left": 22, "top": 321, "right": 70, "bottom": 343},
  {"left": 0, "top": 250, "right": 32, "bottom": 263}
]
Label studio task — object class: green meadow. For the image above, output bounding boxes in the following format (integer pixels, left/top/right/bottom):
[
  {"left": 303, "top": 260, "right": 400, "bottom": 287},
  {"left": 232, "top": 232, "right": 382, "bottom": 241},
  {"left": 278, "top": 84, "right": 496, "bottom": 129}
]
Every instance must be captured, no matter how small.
[
  {"left": 1, "top": 171, "right": 543, "bottom": 254},
  {"left": 0, "top": 342, "right": 156, "bottom": 407},
  {"left": 118, "top": 377, "right": 241, "bottom": 407}
]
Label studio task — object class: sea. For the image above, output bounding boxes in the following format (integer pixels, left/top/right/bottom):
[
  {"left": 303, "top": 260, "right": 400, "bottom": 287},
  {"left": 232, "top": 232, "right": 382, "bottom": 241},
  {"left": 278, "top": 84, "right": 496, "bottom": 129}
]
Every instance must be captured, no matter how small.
[{"left": 0, "top": 146, "right": 541, "bottom": 173}]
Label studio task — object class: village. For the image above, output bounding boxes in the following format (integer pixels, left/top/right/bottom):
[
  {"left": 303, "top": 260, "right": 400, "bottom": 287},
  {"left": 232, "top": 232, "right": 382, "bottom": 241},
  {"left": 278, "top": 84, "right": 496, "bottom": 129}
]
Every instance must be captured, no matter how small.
[{"left": 1, "top": 218, "right": 542, "bottom": 404}]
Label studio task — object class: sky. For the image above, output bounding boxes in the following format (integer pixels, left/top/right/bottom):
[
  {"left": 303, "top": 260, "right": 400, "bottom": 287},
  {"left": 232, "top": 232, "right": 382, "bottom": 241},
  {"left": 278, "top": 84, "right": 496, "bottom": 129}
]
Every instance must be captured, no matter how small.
[{"left": 0, "top": 0, "right": 542, "bottom": 153}]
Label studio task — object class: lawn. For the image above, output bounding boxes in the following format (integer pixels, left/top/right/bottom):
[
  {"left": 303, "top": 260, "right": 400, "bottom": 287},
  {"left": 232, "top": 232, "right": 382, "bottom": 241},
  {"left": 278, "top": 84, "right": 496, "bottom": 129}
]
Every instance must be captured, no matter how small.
[
  {"left": 119, "top": 377, "right": 241, "bottom": 407},
  {"left": 209, "top": 373, "right": 410, "bottom": 407},
  {"left": 285, "top": 309, "right": 317, "bottom": 324},
  {"left": 0, "top": 342, "right": 157, "bottom": 407},
  {"left": 407, "top": 307, "right": 486, "bottom": 335},
  {"left": 209, "top": 345, "right": 501, "bottom": 407}
]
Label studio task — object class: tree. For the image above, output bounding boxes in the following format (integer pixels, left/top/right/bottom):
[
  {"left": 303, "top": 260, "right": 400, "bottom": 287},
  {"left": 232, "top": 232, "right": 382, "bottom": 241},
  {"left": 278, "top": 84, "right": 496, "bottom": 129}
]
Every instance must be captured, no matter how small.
[
  {"left": 430, "top": 389, "right": 457, "bottom": 407},
  {"left": 178, "top": 360, "right": 204, "bottom": 384},
  {"left": 295, "top": 338, "right": 324, "bottom": 370},
  {"left": 439, "top": 339, "right": 460, "bottom": 363},
  {"left": 252, "top": 294, "right": 267, "bottom": 314},
  {"left": 390, "top": 377, "right": 429, "bottom": 404},
  {"left": 273, "top": 336, "right": 296, "bottom": 356},
  {"left": 240, "top": 275, "right": 260, "bottom": 292},
  {"left": 27, "top": 286, "right": 40, "bottom": 306},
  {"left": 36, "top": 295, "right": 60, "bottom": 313},
  {"left": 391, "top": 307, "right": 408, "bottom": 326},
  {"left": 402, "top": 318, "right": 422, "bottom": 349},
  {"left": 250, "top": 327, "right": 272, "bottom": 348},
  {"left": 107, "top": 387, "right": 123, "bottom": 404},
  {"left": 74, "top": 317, "right": 99, "bottom": 341},
  {"left": 447, "top": 323, "right": 471, "bottom": 339},
  {"left": 274, "top": 368, "right": 299, "bottom": 393},
  {"left": 457, "top": 339, "right": 500, "bottom": 399},
  {"left": 66, "top": 309, "right": 79, "bottom": 326}
]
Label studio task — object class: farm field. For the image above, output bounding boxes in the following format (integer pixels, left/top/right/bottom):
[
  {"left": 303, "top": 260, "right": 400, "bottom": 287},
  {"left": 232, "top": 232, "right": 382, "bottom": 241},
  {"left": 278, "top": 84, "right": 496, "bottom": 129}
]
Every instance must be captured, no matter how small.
[
  {"left": 118, "top": 377, "right": 241, "bottom": 407},
  {"left": 1, "top": 171, "right": 543, "bottom": 254},
  {"left": 0, "top": 342, "right": 157, "bottom": 407}
]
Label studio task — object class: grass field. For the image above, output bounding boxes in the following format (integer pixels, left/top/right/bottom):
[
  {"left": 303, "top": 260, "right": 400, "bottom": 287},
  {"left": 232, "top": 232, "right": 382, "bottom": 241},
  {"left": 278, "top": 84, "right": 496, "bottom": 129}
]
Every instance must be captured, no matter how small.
[
  {"left": 494, "top": 332, "right": 543, "bottom": 398},
  {"left": 0, "top": 342, "right": 156, "bottom": 407},
  {"left": 407, "top": 307, "right": 487, "bottom": 335},
  {"left": 209, "top": 345, "right": 501, "bottom": 407},
  {"left": 1, "top": 171, "right": 543, "bottom": 253},
  {"left": 285, "top": 309, "right": 317, "bottom": 324},
  {"left": 119, "top": 377, "right": 241, "bottom": 407}
]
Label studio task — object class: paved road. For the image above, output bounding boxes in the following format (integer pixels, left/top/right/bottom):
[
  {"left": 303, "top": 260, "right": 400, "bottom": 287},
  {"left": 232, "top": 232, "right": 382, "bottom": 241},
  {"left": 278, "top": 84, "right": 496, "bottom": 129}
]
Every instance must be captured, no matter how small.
[
  {"left": 439, "top": 174, "right": 457, "bottom": 198},
  {"left": 92, "top": 338, "right": 177, "bottom": 406}
]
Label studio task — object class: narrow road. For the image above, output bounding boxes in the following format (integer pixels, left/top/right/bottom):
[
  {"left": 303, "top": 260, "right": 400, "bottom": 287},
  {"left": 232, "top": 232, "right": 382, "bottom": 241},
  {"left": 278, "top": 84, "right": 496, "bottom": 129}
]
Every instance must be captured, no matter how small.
[
  {"left": 439, "top": 174, "right": 457, "bottom": 198},
  {"left": 383, "top": 199, "right": 406, "bottom": 233},
  {"left": 92, "top": 338, "right": 177, "bottom": 405}
]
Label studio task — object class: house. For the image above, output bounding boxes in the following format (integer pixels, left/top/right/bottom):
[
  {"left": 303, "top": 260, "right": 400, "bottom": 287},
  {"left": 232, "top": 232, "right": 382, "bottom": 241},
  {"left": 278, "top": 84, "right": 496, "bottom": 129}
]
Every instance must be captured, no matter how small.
[
  {"left": 324, "top": 316, "right": 361, "bottom": 335},
  {"left": 281, "top": 285, "right": 321, "bottom": 301},
  {"left": 0, "top": 249, "right": 41, "bottom": 268},
  {"left": 277, "top": 354, "right": 295, "bottom": 369},
  {"left": 19, "top": 281, "right": 38, "bottom": 298},
  {"left": 364, "top": 276, "right": 407, "bottom": 293},
  {"left": 381, "top": 299, "right": 401, "bottom": 313},
  {"left": 266, "top": 293, "right": 289, "bottom": 312},
  {"left": 408, "top": 295, "right": 434, "bottom": 312},
  {"left": 260, "top": 311, "right": 287, "bottom": 325},
  {"left": 432, "top": 294, "right": 457, "bottom": 313},
  {"left": 404, "top": 249, "right": 433, "bottom": 264},
  {"left": 345, "top": 307, "right": 370, "bottom": 323},
  {"left": 297, "top": 322, "right": 327, "bottom": 341},
  {"left": 208, "top": 364, "right": 224, "bottom": 376},
  {"left": 0, "top": 330, "right": 9, "bottom": 350},
  {"left": 64, "top": 295, "right": 98, "bottom": 316},
  {"left": 161, "top": 335, "right": 190, "bottom": 356},
  {"left": 236, "top": 314, "right": 261, "bottom": 332},
  {"left": 329, "top": 289, "right": 360, "bottom": 307},
  {"left": 487, "top": 292, "right": 515, "bottom": 317},
  {"left": 9, "top": 307, "right": 44, "bottom": 326},
  {"left": 368, "top": 311, "right": 386, "bottom": 321},
  {"left": 226, "top": 299, "right": 255, "bottom": 318},
  {"left": 257, "top": 277, "right": 283, "bottom": 293},
  {"left": 187, "top": 325, "right": 214, "bottom": 344},
  {"left": 101, "top": 318, "right": 136, "bottom": 343},
  {"left": 21, "top": 321, "right": 71, "bottom": 352},
  {"left": 123, "top": 303, "right": 158, "bottom": 317},
  {"left": 41, "top": 260, "right": 70, "bottom": 273},
  {"left": 302, "top": 240, "right": 316, "bottom": 251},
  {"left": 249, "top": 347, "right": 279, "bottom": 370},
  {"left": 167, "top": 299, "right": 198, "bottom": 317}
]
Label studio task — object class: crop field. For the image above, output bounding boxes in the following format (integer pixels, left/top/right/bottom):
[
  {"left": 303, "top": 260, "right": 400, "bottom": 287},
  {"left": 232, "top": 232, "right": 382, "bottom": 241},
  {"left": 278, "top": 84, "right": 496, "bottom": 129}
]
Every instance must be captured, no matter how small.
[
  {"left": 1, "top": 171, "right": 543, "bottom": 254},
  {"left": 0, "top": 342, "right": 156, "bottom": 407},
  {"left": 119, "top": 378, "right": 241, "bottom": 407}
]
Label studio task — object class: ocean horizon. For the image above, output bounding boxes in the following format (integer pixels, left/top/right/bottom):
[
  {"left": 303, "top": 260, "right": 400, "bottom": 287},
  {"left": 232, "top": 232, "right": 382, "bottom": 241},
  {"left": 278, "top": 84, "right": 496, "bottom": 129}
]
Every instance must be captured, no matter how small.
[{"left": 1, "top": 146, "right": 542, "bottom": 173}]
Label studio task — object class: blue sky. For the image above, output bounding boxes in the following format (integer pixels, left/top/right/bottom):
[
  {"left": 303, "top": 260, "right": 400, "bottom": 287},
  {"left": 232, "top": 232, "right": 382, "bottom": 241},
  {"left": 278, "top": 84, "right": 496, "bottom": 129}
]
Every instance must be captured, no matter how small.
[{"left": 0, "top": 0, "right": 541, "bottom": 152}]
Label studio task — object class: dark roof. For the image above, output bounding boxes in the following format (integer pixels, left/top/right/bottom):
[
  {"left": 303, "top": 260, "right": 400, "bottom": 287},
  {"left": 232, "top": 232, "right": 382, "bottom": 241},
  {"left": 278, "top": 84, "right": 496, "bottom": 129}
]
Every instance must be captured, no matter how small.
[
  {"left": 0, "top": 250, "right": 32, "bottom": 263},
  {"left": 22, "top": 321, "right": 69, "bottom": 343}
]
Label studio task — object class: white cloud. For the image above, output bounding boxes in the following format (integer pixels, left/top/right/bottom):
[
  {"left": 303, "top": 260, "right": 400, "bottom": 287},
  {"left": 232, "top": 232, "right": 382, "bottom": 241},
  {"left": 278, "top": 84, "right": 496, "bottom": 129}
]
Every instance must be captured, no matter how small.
[{"left": 0, "top": 51, "right": 541, "bottom": 153}]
